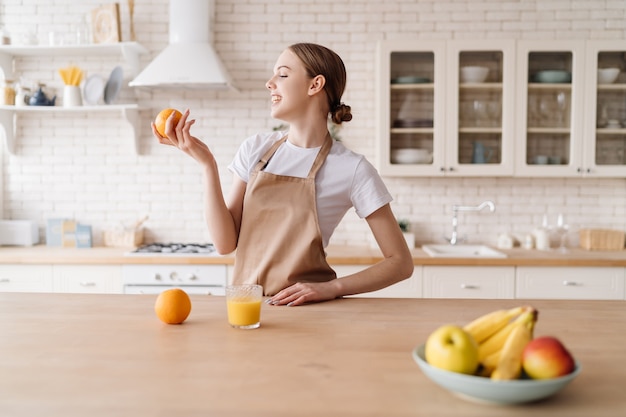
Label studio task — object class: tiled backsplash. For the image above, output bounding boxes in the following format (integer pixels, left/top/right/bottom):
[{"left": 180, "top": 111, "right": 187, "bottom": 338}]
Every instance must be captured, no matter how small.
[{"left": 1, "top": 0, "right": 624, "bottom": 248}]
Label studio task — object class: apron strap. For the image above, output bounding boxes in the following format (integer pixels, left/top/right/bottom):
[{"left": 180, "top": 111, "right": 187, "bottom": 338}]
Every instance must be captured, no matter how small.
[{"left": 251, "top": 134, "right": 333, "bottom": 179}]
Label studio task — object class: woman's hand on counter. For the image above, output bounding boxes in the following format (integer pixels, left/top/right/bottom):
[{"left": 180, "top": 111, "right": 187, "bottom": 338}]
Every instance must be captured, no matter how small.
[{"left": 265, "top": 280, "right": 341, "bottom": 307}]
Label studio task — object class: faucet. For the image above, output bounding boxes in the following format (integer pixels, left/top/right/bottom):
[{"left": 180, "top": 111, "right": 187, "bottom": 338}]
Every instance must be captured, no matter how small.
[{"left": 446, "top": 200, "right": 496, "bottom": 245}]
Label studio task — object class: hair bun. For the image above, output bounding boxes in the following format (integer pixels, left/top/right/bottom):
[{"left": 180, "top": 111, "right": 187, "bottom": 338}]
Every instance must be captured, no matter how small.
[{"left": 332, "top": 103, "right": 352, "bottom": 124}]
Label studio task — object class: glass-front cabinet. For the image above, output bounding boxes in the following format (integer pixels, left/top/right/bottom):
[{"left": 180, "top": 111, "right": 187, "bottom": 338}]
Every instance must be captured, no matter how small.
[
  {"left": 378, "top": 39, "right": 626, "bottom": 178},
  {"left": 515, "top": 41, "right": 586, "bottom": 176},
  {"left": 376, "top": 40, "right": 446, "bottom": 176},
  {"left": 376, "top": 40, "right": 514, "bottom": 176},
  {"left": 583, "top": 41, "right": 626, "bottom": 177},
  {"left": 446, "top": 40, "right": 515, "bottom": 176}
]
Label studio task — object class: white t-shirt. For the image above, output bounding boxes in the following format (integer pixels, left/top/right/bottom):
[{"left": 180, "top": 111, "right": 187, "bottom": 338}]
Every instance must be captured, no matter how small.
[{"left": 228, "top": 131, "right": 393, "bottom": 247}]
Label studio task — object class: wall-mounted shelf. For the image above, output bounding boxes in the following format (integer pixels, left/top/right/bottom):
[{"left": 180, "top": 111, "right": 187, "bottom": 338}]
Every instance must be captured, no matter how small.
[
  {"left": 0, "top": 42, "right": 148, "bottom": 79},
  {"left": 0, "top": 104, "right": 141, "bottom": 155}
]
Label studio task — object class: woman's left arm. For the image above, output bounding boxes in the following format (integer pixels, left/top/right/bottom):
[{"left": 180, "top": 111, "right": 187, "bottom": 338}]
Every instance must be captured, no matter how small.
[{"left": 268, "top": 204, "right": 414, "bottom": 306}]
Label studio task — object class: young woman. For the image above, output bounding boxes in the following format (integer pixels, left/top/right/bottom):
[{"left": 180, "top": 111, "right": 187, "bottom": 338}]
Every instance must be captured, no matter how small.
[{"left": 152, "top": 43, "right": 414, "bottom": 306}]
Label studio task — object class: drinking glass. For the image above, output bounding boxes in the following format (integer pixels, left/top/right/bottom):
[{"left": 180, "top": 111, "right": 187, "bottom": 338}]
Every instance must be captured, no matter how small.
[{"left": 226, "top": 284, "right": 263, "bottom": 329}]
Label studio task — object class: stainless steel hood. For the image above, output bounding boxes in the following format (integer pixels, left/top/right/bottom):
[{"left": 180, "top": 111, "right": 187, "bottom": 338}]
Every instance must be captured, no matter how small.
[{"left": 129, "top": 0, "right": 235, "bottom": 90}]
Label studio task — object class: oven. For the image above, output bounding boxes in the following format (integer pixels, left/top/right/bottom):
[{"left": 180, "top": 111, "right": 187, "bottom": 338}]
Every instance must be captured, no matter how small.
[{"left": 122, "top": 243, "right": 227, "bottom": 295}]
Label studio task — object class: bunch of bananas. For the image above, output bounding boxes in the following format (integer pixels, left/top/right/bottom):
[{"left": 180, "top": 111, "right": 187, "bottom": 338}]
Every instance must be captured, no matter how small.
[{"left": 463, "top": 306, "right": 538, "bottom": 380}]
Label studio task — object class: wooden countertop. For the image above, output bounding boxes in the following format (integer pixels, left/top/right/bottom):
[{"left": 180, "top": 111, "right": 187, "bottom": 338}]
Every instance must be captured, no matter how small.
[
  {"left": 1, "top": 244, "right": 626, "bottom": 266},
  {"left": 1, "top": 293, "right": 624, "bottom": 416}
]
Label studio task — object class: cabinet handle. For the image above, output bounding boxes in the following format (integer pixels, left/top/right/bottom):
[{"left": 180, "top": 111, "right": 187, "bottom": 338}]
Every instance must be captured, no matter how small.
[
  {"left": 577, "top": 167, "right": 583, "bottom": 173},
  {"left": 562, "top": 280, "right": 580, "bottom": 286},
  {"left": 461, "top": 284, "right": 479, "bottom": 289},
  {"left": 0, "top": 278, "right": 10, "bottom": 283},
  {"left": 440, "top": 167, "right": 446, "bottom": 172},
  {"left": 79, "top": 281, "right": 96, "bottom": 287}
]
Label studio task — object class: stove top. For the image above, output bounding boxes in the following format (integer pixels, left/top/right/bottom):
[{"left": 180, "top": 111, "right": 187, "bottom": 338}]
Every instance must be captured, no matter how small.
[{"left": 126, "top": 243, "right": 217, "bottom": 256}]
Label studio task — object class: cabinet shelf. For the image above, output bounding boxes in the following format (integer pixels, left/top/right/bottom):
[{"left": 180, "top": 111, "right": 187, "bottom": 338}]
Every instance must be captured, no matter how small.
[
  {"left": 527, "top": 127, "right": 571, "bottom": 134},
  {"left": 459, "top": 83, "right": 503, "bottom": 90},
  {"left": 390, "top": 127, "right": 434, "bottom": 134},
  {"left": 596, "top": 127, "right": 626, "bottom": 134},
  {"left": 0, "top": 42, "right": 148, "bottom": 78},
  {"left": 597, "top": 84, "right": 626, "bottom": 91},
  {"left": 390, "top": 83, "right": 434, "bottom": 90},
  {"left": 528, "top": 83, "right": 572, "bottom": 91},
  {"left": 0, "top": 104, "right": 141, "bottom": 155}
]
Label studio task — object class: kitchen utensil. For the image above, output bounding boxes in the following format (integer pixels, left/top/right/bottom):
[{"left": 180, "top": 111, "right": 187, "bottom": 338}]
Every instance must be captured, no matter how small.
[
  {"left": 460, "top": 66, "right": 489, "bottom": 83},
  {"left": 104, "top": 65, "right": 123, "bottom": 104},
  {"left": 28, "top": 85, "right": 56, "bottom": 106},
  {"left": 128, "top": 0, "right": 136, "bottom": 41},
  {"left": 597, "top": 68, "right": 619, "bottom": 84},
  {"left": 83, "top": 74, "right": 105, "bottom": 105},
  {"left": 58, "top": 65, "right": 84, "bottom": 86},
  {"left": 412, "top": 345, "right": 581, "bottom": 405}
]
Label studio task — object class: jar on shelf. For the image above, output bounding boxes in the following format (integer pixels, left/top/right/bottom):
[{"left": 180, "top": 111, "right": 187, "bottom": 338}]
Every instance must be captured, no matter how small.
[
  {"left": 1, "top": 79, "right": 16, "bottom": 105},
  {"left": 15, "top": 84, "right": 31, "bottom": 107}
]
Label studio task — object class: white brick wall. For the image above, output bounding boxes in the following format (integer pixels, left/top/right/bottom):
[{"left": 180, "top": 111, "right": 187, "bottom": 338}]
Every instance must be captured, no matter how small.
[{"left": 1, "top": 0, "right": 625, "bottom": 247}]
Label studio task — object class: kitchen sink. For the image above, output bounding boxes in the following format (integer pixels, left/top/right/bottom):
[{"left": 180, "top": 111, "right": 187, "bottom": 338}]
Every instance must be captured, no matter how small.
[{"left": 421, "top": 244, "right": 507, "bottom": 258}]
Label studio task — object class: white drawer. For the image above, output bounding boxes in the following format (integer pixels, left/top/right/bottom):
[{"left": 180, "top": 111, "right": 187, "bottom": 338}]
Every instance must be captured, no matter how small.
[
  {"left": 423, "top": 266, "right": 515, "bottom": 299},
  {"left": 0, "top": 265, "right": 53, "bottom": 292},
  {"left": 516, "top": 267, "right": 625, "bottom": 300},
  {"left": 53, "top": 265, "right": 122, "bottom": 294}
]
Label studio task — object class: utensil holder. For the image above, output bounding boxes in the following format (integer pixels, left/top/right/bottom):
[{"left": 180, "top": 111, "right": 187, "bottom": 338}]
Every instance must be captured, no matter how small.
[{"left": 63, "top": 85, "right": 82, "bottom": 107}]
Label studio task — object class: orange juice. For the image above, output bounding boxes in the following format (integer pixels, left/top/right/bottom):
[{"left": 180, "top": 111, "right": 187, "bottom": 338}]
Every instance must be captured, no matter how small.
[{"left": 227, "top": 298, "right": 262, "bottom": 328}]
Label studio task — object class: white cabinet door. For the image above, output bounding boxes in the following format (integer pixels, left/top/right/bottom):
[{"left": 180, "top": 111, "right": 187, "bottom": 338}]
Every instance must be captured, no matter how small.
[
  {"left": 445, "top": 39, "right": 516, "bottom": 176},
  {"left": 516, "top": 266, "right": 625, "bottom": 300},
  {"left": 53, "top": 265, "right": 122, "bottom": 294},
  {"left": 582, "top": 40, "right": 626, "bottom": 177},
  {"left": 333, "top": 265, "right": 422, "bottom": 298},
  {"left": 0, "top": 265, "right": 53, "bottom": 292},
  {"left": 423, "top": 266, "right": 515, "bottom": 299}
]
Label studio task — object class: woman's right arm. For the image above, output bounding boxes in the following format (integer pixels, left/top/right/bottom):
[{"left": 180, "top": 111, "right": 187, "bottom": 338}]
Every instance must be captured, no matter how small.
[{"left": 151, "top": 109, "right": 245, "bottom": 254}]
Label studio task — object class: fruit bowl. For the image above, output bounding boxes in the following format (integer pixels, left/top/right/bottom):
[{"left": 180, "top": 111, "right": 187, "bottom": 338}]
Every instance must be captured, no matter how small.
[
  {"left": 412, "top": 345, "right": 581, "bottom": 405},
  {"left": 597, "top": 68, "right": 620, "bottom": 84}
]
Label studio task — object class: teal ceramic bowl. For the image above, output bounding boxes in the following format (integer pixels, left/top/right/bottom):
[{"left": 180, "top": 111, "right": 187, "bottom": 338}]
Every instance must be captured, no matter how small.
[
  {"left": 391, "top": 76, "right": 431, "bottom": 84},
  {"left": 412, "top": 345, "right": 581, "bottom": 405},
  {"left": 532, "top": 70, "right": 572, "bottom": 83}
]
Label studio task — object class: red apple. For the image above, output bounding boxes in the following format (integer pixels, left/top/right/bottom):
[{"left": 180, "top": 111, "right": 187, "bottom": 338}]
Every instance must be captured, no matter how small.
[{"left": 522, "top": 336, "right": 575, "bottom": 379}]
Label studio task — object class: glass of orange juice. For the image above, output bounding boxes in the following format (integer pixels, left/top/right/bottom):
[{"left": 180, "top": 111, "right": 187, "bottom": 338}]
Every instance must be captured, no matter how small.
[{"left": 225, "top": 284, "right": 263, "bottom": 329}]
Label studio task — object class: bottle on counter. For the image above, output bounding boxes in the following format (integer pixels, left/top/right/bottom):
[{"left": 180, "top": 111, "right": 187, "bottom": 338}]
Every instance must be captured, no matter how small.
[{"left": 522, "top": 233, "right": 535, "bottom": 250}]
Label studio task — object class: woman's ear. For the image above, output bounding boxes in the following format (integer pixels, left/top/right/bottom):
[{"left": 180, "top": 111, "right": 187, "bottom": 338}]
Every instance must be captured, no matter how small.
[{"left": 308, "top": 74, "right": 326, "bottom": 96}]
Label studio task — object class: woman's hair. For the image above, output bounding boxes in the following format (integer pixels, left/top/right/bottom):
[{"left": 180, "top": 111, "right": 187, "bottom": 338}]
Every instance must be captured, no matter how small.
[{"left": 288, "top": 43, "right": 353, "bottom": 124}]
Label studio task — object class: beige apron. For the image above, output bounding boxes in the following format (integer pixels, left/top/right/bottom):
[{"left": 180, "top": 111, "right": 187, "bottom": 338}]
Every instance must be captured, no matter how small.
[{"left": 232, "top": 136, "right": 337, "bottom": 295}]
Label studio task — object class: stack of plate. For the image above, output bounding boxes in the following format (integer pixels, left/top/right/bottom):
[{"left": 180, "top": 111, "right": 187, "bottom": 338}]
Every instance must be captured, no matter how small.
[{"left": 82, "top": 65, "right": 124, "bottom": 105}]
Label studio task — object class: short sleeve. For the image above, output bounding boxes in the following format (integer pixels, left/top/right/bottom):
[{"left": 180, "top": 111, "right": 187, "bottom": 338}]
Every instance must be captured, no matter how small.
[{"left": 350, "top": 159, "right": 393, "bottom": 218}]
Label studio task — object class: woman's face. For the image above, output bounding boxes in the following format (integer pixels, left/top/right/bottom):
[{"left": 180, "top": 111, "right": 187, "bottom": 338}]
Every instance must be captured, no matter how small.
[{"left": 266, "top": 49, "right": 313, "bottom": 121}]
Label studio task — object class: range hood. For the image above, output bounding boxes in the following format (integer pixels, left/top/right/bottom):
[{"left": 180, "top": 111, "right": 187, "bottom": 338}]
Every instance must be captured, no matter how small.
[{"left": 129, "top": 0, "right": 235, "bottom": 90}]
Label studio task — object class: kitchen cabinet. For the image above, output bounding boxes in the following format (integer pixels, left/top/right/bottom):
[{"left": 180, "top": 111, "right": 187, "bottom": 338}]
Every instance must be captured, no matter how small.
[
  {"left": 0, "top": 42, "right": 147, "bottom": 155},
  {"left": 333, "top": 265, "right": 423, "bottom": 298},
  {"left": 422, "top": 266, "right": 515, "bottom": 299},
  {"left": 0, "top": 264, "right": 53, "bottom": 292},
  {"left": 516, "top": 266, "right": 625, "bottom": 300},
  {"left": 515, "top": 40, "right": 626, "bottom": 177},
  {"left": 583, "top": 40, "right": 626, "bottom": 177},
  {"left": 376, "top": 40, "right": 516, "bottom": 177},
  {"left": 53, "top": 265, "right": 122, "bottom": 294}
]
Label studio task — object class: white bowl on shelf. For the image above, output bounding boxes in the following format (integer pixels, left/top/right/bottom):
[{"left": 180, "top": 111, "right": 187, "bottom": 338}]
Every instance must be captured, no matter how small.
[
  {"left": 391, "top": 148, "right": 433, "bottom": 164},
  {"left": 460, "top": 66, "right": 489, "bottom": 83},
  {"left": 597, "top": 68, "right": 620, "bottom": 84}
]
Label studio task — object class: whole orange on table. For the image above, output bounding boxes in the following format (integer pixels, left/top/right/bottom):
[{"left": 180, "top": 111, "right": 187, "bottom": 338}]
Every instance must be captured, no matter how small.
[
  {"left": 154, "top": 108, "right": 182, "bottom": 137},
  {"left": 154, "top": 288, "right": 192, "bottom": 324}
]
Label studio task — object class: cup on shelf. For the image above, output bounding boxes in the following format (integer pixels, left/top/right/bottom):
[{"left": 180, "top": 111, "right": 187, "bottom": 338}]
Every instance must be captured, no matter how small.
[
  {"left": 548, "top": 156, "right": 562, "bottom": 165},
  {"left": 533, "top": 155, "right": 549, "bottom": 165}
]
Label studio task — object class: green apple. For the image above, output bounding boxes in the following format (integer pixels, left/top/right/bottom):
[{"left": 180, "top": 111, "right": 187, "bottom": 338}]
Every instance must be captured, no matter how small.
[
  {"left": 522, "top": 336, "right": 576, "bottom": 379},
  {"left": 425, "top": 324, "right": 479, "bottom": 375}
]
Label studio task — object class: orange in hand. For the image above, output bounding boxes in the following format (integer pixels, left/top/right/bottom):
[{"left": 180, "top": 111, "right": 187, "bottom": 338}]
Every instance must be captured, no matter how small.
[
  {"left": 154, "top": 288, "right": 192, "bottom": 324},
  {"left": 154, "top": 108, "right": 182, "bottom": 137}
]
